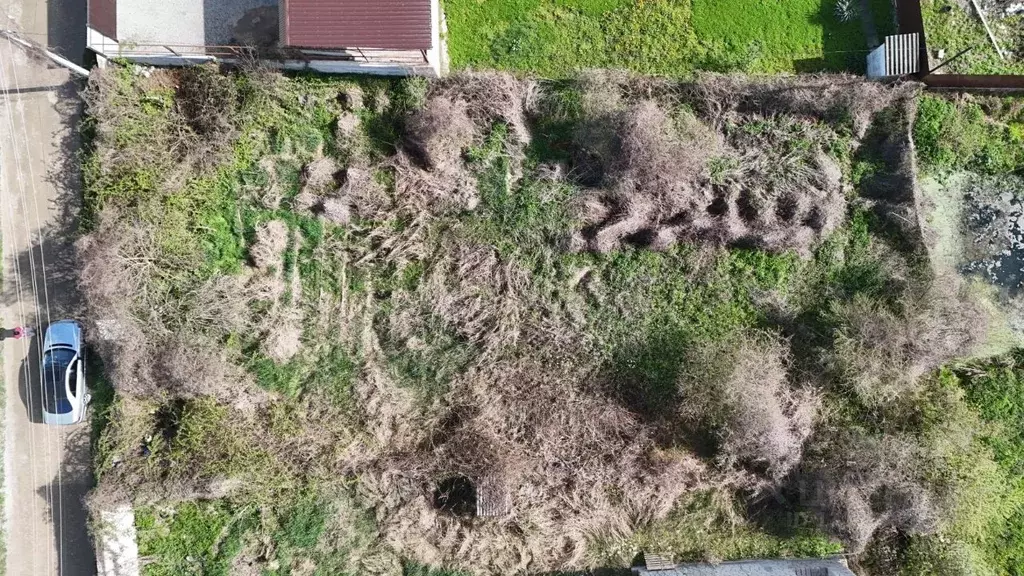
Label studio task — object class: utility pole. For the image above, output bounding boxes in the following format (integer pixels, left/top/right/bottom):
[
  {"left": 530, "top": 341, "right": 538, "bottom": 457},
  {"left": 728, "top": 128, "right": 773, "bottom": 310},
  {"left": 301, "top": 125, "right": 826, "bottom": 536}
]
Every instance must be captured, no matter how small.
[{"left": 0, "top": 29, "right": 90, "bottom": 77}]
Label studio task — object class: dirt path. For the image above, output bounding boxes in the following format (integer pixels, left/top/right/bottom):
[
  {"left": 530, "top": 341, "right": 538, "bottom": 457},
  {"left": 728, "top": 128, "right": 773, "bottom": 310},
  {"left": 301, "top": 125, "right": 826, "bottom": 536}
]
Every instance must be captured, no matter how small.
[{"left": 0, "top": 0, "right": 94, "bottom": 573}]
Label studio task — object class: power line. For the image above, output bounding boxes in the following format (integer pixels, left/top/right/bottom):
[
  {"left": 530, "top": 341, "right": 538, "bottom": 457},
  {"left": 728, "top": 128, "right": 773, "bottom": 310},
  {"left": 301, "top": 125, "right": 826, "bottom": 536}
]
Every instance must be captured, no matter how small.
[
  {"left": 0, "top": 35, "right": 68, "bottom": 575},
  {"left": 0, "top": 43, "right": 53, "bottom": 575},
  {"left": 4, "top": 35, "right": 67, "bottom": 573}
]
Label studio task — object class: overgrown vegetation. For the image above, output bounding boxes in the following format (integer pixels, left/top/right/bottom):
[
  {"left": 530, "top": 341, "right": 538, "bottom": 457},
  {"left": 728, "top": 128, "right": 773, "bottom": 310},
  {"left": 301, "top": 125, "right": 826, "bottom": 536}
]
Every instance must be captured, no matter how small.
[
  {"left": 921, "top": 0, "right": 1024, "bottom": 75},
  {"left": 444, "top": 0, "right": 894, "bottom": 75},
  {"left": 80, "top": 65, "right": 1024, "bottom": 576},
  {"left": 913, "top": 94, "right": 1024, "bottom": 174}
]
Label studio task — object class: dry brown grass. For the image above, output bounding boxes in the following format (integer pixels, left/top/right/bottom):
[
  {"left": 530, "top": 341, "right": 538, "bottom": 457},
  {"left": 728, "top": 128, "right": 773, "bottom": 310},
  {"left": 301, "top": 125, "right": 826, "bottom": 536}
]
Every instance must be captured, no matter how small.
[
  {"left": 570, "top": 98, "right": 845, "bottom": 256},
  {"left": 430, "top": 71, "right": 538, "bottom": 146},
  {"left": 299, "top": 157, "right": 341, "bottom": 197},
  {"left": 262, "top": 308, "right": 304, "bottom": 364},
  {"left": 829, "top": 274, "right": 989, "bottom": 405},
  {"left": 405, "top": 96, "right": 478, "bottom": 172},
  {"left": 678, "top": 332, "right": 819, "bottom": 483},
  {"left": 250, "top": 220, "right": 289, "bottom": 270},
  {"left": 351, "top": 350, "right": 720, "bottom": 574}
]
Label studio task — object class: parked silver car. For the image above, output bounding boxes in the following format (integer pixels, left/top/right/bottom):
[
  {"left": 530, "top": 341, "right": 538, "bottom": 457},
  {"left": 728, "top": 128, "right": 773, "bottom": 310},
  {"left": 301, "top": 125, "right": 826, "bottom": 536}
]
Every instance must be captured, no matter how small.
[{"left": 41, "top": 320, "right": 89, "bottom": 425}]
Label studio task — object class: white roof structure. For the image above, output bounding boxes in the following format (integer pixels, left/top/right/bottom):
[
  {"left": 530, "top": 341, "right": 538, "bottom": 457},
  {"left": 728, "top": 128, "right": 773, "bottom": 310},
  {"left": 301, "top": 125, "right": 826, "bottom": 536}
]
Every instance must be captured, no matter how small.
[{"left": 867, "top": 33, "right": 922, "bottom": 78}]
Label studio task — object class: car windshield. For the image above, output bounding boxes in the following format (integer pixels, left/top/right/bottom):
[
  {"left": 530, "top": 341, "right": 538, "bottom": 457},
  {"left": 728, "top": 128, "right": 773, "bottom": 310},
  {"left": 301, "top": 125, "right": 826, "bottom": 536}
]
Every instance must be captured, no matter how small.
[{"left": 42, "top": 347, "right": 75, "bottom": 414}]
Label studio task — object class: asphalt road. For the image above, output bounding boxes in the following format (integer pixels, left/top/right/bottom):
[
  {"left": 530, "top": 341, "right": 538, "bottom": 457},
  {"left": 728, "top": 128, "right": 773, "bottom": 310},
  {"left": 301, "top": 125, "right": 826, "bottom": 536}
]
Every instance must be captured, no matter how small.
[{"left": 0, "top": 0, "right": 94, "bottom": 572}]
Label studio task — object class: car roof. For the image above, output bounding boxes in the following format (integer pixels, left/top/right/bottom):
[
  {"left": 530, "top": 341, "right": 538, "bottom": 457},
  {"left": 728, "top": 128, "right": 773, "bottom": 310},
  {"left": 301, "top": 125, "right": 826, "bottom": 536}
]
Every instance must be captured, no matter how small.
[{"left": 43, "top": 320, "right": 81, "bottom": 353}]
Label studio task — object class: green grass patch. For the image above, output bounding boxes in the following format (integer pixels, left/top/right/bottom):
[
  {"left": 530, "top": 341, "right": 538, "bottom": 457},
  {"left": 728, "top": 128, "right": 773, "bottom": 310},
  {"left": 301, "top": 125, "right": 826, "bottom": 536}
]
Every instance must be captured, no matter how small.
[
  {"left": 914, "top": 94, "right": 1024, "bottom": 175},
  {"left": 136, "top": 501, "right": 256, "bottom": 576},
  {"left": 884, "top": 362, "right": 1024, "bottom": 576},
  {"left": 444, "top": 0, "right": 887, "bottom": 75},
  {"left": 921, "top": 0, "right": 1024, "bottom": 76}
]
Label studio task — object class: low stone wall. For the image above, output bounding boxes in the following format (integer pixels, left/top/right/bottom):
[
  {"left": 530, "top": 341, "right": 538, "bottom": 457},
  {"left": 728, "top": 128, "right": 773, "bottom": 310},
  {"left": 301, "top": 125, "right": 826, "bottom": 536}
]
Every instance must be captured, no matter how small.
[{"left": 94, "top": 505, "right": 140, "bottom": 576}]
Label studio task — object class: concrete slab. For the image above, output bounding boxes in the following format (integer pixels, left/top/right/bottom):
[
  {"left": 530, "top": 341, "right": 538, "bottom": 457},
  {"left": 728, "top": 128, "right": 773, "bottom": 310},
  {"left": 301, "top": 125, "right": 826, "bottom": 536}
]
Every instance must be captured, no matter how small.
[
  {"left": 116, "top": 0, "right": 277, "bottom": 48},
  {"left": 95, "top": 506, "right": 139, "bottom": 576}
]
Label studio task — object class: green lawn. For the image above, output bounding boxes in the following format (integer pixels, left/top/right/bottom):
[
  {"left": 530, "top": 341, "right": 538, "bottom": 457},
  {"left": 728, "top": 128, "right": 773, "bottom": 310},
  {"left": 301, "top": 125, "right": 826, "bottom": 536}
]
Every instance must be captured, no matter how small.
[
  {"left": 921, "top": 0, "right": 1024, "bottom": 75},
  {"left": 443, "top": 0, "right": 892, "bottom": 75}
]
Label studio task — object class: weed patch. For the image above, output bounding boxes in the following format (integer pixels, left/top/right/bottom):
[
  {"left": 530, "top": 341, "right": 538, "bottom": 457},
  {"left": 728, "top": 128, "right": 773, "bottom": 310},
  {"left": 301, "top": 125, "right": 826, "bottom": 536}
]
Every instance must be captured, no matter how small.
[{"left": 83, "top": 68, "right": 1010, "bottom": 576}]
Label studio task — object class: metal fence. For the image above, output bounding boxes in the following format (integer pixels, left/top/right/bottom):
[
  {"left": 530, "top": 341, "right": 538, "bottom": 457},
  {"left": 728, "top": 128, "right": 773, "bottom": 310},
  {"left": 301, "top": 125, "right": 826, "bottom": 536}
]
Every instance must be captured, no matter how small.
[{"left": 893, "top": 0, "right": 1024, "bottom": 90}]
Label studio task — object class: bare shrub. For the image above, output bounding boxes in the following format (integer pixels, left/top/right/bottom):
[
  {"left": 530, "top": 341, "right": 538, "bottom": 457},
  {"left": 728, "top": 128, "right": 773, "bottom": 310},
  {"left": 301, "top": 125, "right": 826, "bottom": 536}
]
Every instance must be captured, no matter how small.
[
  {"left": 431, "top": 71, "right": 537, "bottom": 145},
  {"left": 684, "top": 74, "right": 911, "bottom": 138},
  {"left": 249, "top": 219, "right": 289, "bottom": 270},
  {"left": 154, "top": 337, "right": 263, "bottom": 409},
  {"left": 358, "top": 351, "right": 718, "bottom": 574},
  {"left": 805, "top": 432, "right": 943, "bottom": 553},
  {"left": 614, "top": 100, "right": 717, "bottom": 188},
  {"left": 829, "top": 275, "right": 988, "bottom": 404},
  {"left": 678, "top": 332, "right": 819, "bottom": 482},
  {"left": 175, "top": 64, "right": 239, "bottom": 166},
  {"left": 404, "top": 96, "right": 477, "bottom": 172},
  {"left": 185, "top": 273, "right": 254, "bottom": 336}
]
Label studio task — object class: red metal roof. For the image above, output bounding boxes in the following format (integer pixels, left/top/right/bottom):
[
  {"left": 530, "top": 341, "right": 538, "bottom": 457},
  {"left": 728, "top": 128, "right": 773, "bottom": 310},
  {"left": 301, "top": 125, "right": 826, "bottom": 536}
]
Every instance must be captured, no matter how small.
[
  {"left": 88, "top": 0, "right": 117, "bottom": 40},
  {"left": 281, "top": 0, "right": 433, "bottom": 50}
]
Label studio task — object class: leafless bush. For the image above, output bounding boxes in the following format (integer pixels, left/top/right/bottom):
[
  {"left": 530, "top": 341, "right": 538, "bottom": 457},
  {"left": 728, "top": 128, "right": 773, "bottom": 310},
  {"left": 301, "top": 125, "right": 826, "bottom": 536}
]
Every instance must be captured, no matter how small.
[
  {"left": 184, "top": 273, "right": 255, "bottom": 336},
  {"left": 829, "top": 275, "right": 988, "bottom": 405},
  {"left": 249, "top": 220, "right": 289, "bottom": 270},
  {"left": 175, "top": 64, "right": 239, "bottom": 166},
  {"left": 678, "top": 332, "right": 819, "bottom": 482},
  {"left": 152, "top": 337, "right": 265, "bottom": 409},
  {"left": 615, "top": 100, "right": 718, "bottom": 188},
  {"left": 430, "top": 71, "right": 538, "bottom": 145},
  {"left": 684, "top": 74, "right": 913, "bottom": 138},
  {"left": 806, "top": 432, "right": 944, "bottom": 553},
  {"left": 356, "top": 351, "right": 719, "bottom": 574}
]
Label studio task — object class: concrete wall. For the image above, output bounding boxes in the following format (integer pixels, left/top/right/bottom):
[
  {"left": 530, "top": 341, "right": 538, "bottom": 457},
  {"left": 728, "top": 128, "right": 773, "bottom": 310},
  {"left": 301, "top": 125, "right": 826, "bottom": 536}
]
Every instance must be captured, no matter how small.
[{"left": 94, "top": 505, "right": 140, "bottom": 576}]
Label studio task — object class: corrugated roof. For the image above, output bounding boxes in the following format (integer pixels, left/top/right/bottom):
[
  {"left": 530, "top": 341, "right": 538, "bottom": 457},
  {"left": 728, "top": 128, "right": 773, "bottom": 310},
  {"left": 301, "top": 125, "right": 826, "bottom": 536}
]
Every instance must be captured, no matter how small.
[
  {"left": 281, "top": 0, "right": 433, "bottom": 50},
  {"left": 884, "top": 33, "right": 921, "bottom": 76}
]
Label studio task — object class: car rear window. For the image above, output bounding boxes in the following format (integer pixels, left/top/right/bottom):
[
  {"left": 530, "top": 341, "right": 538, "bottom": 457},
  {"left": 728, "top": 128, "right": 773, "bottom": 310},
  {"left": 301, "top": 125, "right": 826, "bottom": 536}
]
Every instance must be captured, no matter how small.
[{"left": 42, "top": 347, "right": 75, "bottom": 414}]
